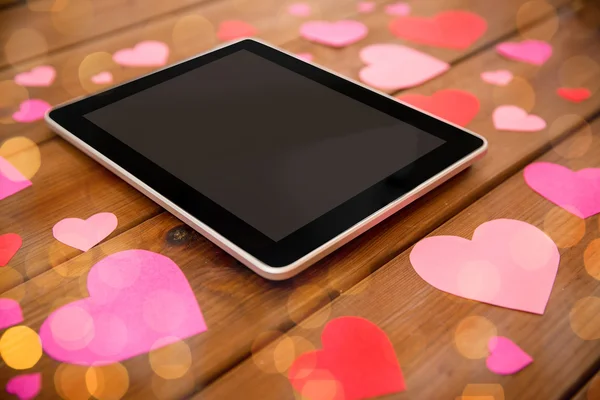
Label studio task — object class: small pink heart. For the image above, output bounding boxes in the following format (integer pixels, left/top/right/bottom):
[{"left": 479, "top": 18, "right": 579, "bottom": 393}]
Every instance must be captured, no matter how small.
[
  {"left": 496, "top": 40, "right": 552, "bottom": 66},
  {"left": 91, "top": 71, "right": 113, "bottom": 85},
  {"left": 39, "top": 250, "right": 207, "bottom": 365},
  {"left": 524, "top": 162, "right": 600, "bottom": 219},
  {"left": 410, "top": 219, "right": 560, "bottom": 314},
  {"left": 288, "top": 2, "right": 311, "bottom": 17},
  {"left": 296, "top": 52, "right": 314, "bottom": 62},
  {"left": 14, "top": 66, "right": 56, "bottom": 87},
  {"left": 0, "top": 156, "right": 31, "bottom": 201},
  {"left": 113, "top": 41, "right": 169, "bottom": 67},
  {"left": 359, "top": 44, "right": 449, "bottom": 91},
  {"left": 385, "top": 2, "right": 410, "bottom": 16},
  {"left": 52, "top": 212, "right": 118, "bottom": 252},
  {"left": 493, "top": 105, "right": 546, "bottom": 132},
  {"left": 217, "top": 20, "right": 257, "bottom": 42},
  {"left": 486, "top": 336, "right": 533, "bottom": 375},
  {"left": 300, "top": 20, "right": 368, "bottom": 47},
  {"left": 357, "top": 1, "right": 375, "bottom": 13},
  {"left": 6, "top": 373, "right": 41, "bottom": 400},
  {"left": 0, "top": 298, "right": 23, "bottom": 330},
  {"left": 481, "top": 69, "right": 513, "bottom": 86},
  {"left": 12, "top": 99, "right": 51, "bottom": 123}
]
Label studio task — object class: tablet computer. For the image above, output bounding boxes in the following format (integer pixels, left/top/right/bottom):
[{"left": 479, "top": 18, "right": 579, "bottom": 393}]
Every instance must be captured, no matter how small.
[{"left": 46, "top": 39, "right": 487, "bottom": 280}]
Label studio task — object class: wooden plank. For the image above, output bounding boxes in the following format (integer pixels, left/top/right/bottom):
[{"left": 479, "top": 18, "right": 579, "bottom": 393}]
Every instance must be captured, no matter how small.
[
  {"left": 0, "top": 0, "right": 570, "bottom": 144},
  {"left": 0, "top": 138, "right": 160, "bottom": 290},
  {"left": 4, "top": 10, "right": 600, "bottom": 399},
  {"left": 200, "top": 114, "right": 600, "bottom": 400},
  {"left": 572, "top": 369, "right": 600, "bottom": 399}
]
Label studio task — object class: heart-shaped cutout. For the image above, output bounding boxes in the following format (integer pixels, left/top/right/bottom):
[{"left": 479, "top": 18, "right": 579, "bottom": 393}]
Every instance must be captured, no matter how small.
[
  {"left": 396, "top": 89, "right": 480, "bottom": 127},
  {"left": 0, "top": 157, "right": 31, "bottom": 201},
  {"left": 12, "top": 99, "right": 50, "bottom": 123},
  {"left": 385, "top": 2, "right": 410, "bottom": 16},
  {"left": 39, "top": 250, "right": 207, "bottom": 365},
  {"left": 6, "top": 373, "right": 41, "bottom": 400},
  {"left": 217, "top": 20, "right": 257, "bottom": 42},
  {"left": 289, "top": 317, "right": 405, "bottom": 400},
  {"left": 524, "top": 162, "right": 600, "bottom": 219},
  {"left": 14, "top": 66, "right": 56, "bottom": 87},
  {"left": 496, "top": 40, "right": 552, "bottom": 65},
  {"left": 357, "top": 1, "right": 375, "bottom": 13},
  {"left": 0, "top": 233, "right": 22, "bottom": 266},
  {"left": 300, "top": 20, "right": 368, "bottom": 47},
  {"left": 410, "top": 219, "right": 560, "bottom": 314},
  {"left": 389, "top": 10, "right": 487, "bottom": 50},
  {"left": 288, "top": 2, "right": 311, "bottom": 17},
  {"left": 493, "top": 105, "right": 546, "bottom": 132},
  {"left": 359, "top": 44, "right": 449, "bottom": 91},
  {"left": 486, "top": 336, "right": 532, "bottom": 375},
  {"left": 91, "top": 71, "right": 113, "bottom": 85},
  {"left": 480, "top": 69, "right": 513, "bottom": 86},
  {"left": 52, "top": 212, "right": 118, "bottom": 252},
  {"left": 296, "top": 52, "right": 314, "bottom": 62},
  {"left": 557, "top": 87, "right": 591, "bottom": 103},
  {"left": 113, "top": 41, "right": 169, "bottom": 67},
  {"left": 0, "top": 298, "right": 23, "bottom": 329}
]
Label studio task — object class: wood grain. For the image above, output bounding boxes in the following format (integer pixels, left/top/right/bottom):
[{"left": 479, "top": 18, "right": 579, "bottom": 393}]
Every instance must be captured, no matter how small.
[
  {"left": 0, "top": 0, "right": 570, "bottom": 144},
  {"left": 3, "top": 9, "right": 599, "bottom": 399},
  {"left": 573, "top": 369, "right": 600, "bottom": 399},
  {"left": 200, "top": 112, "right": 600, "bottom": 400}
]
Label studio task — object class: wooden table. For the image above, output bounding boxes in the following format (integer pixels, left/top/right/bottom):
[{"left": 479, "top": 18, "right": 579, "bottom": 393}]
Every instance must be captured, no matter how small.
[{"left": 1, "top": 0, "right": 600, "bottom": 399}]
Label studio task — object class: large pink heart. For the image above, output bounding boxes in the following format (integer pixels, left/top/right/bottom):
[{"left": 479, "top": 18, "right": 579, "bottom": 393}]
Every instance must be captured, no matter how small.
[
  {"left": 524, "top": 162, "right": 600, "bottom": 219},
  {"left": 496, "top": 40, "right": 552, "bottom": 66},
  {"left": 112, "top": 41, "right": 169, "bottom": 67},
  {"left": 492, "top": 105, "right": 546, "bottom": 132},
  {"left": 52, "top": 212, "right": 118, "bottom": 252},
  {"left": 12, "top": 99, "right": 51, "bottom": 123},
  {"left": 300, "top": 20, "right": 368, "bottom": 47},
  {"left": 39, "top": 250, "right": 207, "bottom": 365},
  {"left": 410, "top": 219, "right": 560, "bottom": 314},
  {"left": 14, "top": 66, "right": 56, "bottom": 87},
  {"left": 359, "top": 44, "right": 449, "bottom": 91}
]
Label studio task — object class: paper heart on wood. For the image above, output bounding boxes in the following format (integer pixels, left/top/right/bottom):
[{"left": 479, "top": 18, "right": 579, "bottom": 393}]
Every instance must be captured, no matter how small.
[
  {"left": 396, "top": 89, "right": 480, "bottom": 127},
  {"left": 300, "top": 20, "right": 368, "bottom": 47}
]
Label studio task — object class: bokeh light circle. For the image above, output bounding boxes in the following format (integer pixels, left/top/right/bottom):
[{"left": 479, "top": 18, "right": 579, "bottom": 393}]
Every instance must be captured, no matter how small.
[
  {"left": 570, "top": 296, "right": 600, "bottom": 340},
  {"left": 51, "top": 0, "right": 94, "bottom": 36},
  {"left": 172, "top": 15, "right": 216, "bottom": 57},
  {"left": 454, "top": 316, "right": 497, "bottom": 359},
  {"left": 149, "top": 338, "right": 192, "bottom": 379},
  {"left": 78, "top": 52, "right": 115, "bottom": 94},
  {"left": 584, "top": 239, "right": 600, "bottom": 280},
  {"left": 0, "top": 326, "right": 43, "bottom": 369},
  {"left": 0, "top": 80, "right": 29, "bottom": 125},
  {"left": 549, "top": 115, "right": 592, "bottom": 159},
  {"left": 543, "top": 206, "right": 585, "bottom": 248},
  {"left": 4, "top": 28, "right": 48, "bottom": 66},
  {"left": 0, "top": 136, "right": 41, "bottom": 180},
  {"left": 85, "top": 362, "right": 130, "bottom": 400},
  {"left": 516, "top": 1, "right": 558, "bottom": 41},
  {"left": 54, "top": 363, "right": 91, "bottom": 400}
]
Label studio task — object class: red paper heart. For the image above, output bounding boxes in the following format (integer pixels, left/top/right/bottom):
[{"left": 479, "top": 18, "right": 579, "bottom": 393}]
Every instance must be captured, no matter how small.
[
  {"left": 557, "top": 87, "right": 591, "bottom": 103},
  {"left": 288, "top": 317, "right": 405, "bottom": 400},
  {"left": 389, "top": 10, "right": 487, "bottom": 50},
  {"left": 396, "top": 89, "right": 480, "bottom": 127},
  {"left": 0, "top": 233, "right": 22, "bottom": 266},
  {"left": 217, "top": 20, "right": 257, "bottom": 42}
]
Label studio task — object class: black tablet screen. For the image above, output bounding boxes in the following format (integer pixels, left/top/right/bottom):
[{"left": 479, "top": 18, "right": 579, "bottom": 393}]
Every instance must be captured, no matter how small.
[{"left": 86, "top": 50, "right": 444, "bottom": 241}]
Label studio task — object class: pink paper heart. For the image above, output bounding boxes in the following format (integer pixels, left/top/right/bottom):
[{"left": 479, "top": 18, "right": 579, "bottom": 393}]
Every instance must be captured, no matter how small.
[
  {"left": 12, "top": 99, "right": 50, "bottom": 123},
  {"left": 481, "top": 69, "right": 513, "bottom": 86},
  {"left": 524, "top": 162, "right": 600, "bottom": 219},
  {"left": 52, "top": 212, "right": 118, "bottom": 252},
  {"left": 296, "top": 52, "right": 314, "bottom": 62},
  {"left": 300, "top": 20, "right": 368, "bottom": 47},
  {"left": 359, "top": 44, "right": 449, "bottom": 91},
  {"left": 486, "top": 336, "right": 533, "bottom": 375},
  {"left": 0, "top": 298, "right": 23, "bottom": 330},
  {"left": 493, "top": 105, "right": 546, "bottom": 132},
  {"left": 357, "top": 1, "right": 375, "bottom": 13},
  {"left": 113, "top": 41, "right": 169, "bottom": 67},
  {"left": 6, "top": 373, "right": 41, "bottom": 400},
  {"left": 385, "top": 2, "right": 410, "bottom": 16},
  {"left": 14, "top": 66, "right": 56, "bottom": 87},
  {"left": 39, "top": 250, "right": 207, "bottom": 365},
  {"left": 0, "top": 156, "right": 31, "bottom": 200},
  {"left": 91, "top": 71, "right": 113, "bottom": 85},
  {"left": 288, "top": 2, "right": 311, "bottom": 17},
  {"left": 410, "top": 219, "right": 560, "bottom": 314},
  {"left": 496, "top": 40, "right": 552, "bottom": 66}
]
